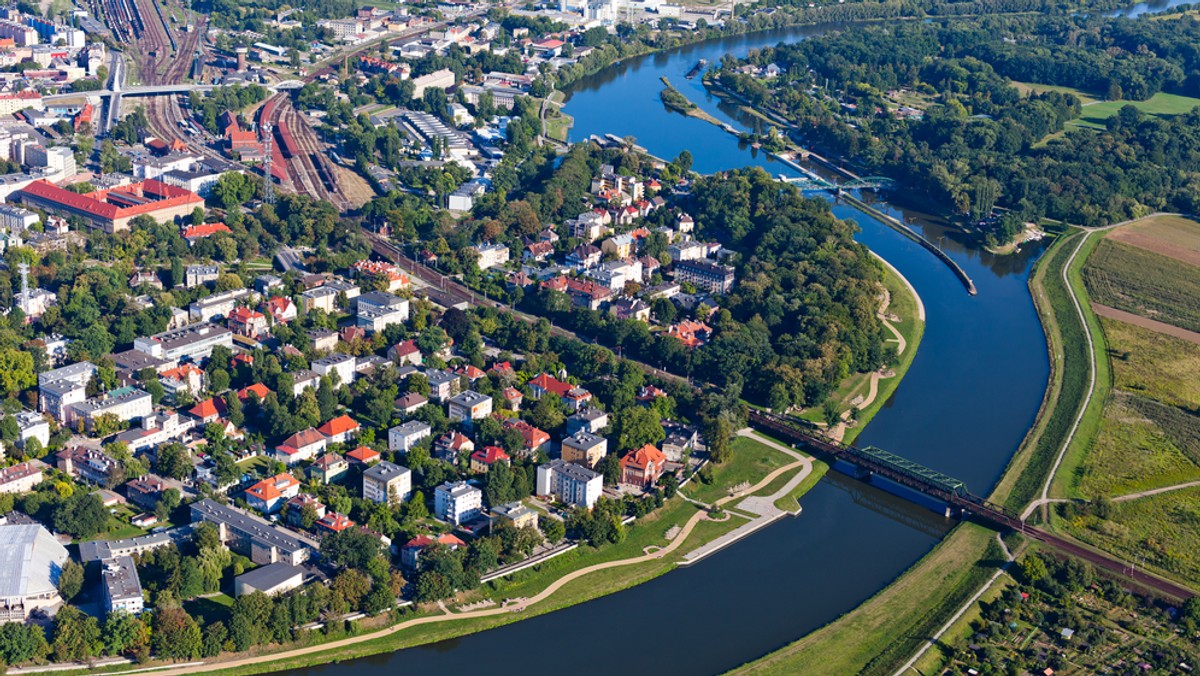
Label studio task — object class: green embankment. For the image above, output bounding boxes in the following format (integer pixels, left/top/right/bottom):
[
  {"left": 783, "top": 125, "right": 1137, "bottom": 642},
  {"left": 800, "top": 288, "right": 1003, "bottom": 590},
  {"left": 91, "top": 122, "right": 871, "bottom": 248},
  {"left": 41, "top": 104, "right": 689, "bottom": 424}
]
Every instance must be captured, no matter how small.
[{"left": 729, "top": 523, "right": 1002, "bottom": 675}]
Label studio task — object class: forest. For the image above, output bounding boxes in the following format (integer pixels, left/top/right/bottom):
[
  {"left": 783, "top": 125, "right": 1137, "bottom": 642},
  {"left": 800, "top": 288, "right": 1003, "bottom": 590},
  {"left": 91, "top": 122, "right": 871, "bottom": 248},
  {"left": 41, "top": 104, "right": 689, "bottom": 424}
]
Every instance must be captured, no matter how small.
[{"left": 713, "top": 15, "right": 1200, "bottom": 239}]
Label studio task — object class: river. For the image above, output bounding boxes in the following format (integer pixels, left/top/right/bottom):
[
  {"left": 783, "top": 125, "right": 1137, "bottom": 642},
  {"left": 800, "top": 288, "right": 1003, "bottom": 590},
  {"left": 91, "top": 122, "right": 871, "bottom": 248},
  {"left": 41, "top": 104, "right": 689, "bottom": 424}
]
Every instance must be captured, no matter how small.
[{"left": 293, "top": 24, "right": 1051, "bottom": 676}]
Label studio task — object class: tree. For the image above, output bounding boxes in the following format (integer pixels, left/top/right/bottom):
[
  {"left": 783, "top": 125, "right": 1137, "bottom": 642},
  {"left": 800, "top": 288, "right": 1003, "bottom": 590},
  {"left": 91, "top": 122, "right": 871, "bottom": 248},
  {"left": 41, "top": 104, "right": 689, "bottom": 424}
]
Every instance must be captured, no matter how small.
[
  {"left": 529, "top": 395, "right": 564, "bottom": 432},
  {"left": 58, "top": 559, "right": 84, "bottom": 601},
  {"left": 53, "top": 492, "right": 109, "bottom": 538},
  {"left": 542, "top": 517, "right": 565, "bottom": 544},
  {"left": 52, "top": 605, "right": 100, "bottom": 662},
  {"left": 597, "top": 453, "right": 622, "bottom": 486},
  {"left": 103, "top": 611, "right": 149, "bottom": 659},
  {"left": 1020, "top": 555, "right": 1049, "bottom": 584},
  {"left": 615, "top": 407, "right": 664, "bottom": 451},
  {"left": 0, "top": 348, "right": 35, "bottom": 396},
  {"left": 152, "top": 607, "right": 202, "bottom": 661},
  {"left": 156, "top": 443, "right": 192, "bottom": 480},
  {"left": 321, "top": 528, "right": 382, "bottom": 569}
]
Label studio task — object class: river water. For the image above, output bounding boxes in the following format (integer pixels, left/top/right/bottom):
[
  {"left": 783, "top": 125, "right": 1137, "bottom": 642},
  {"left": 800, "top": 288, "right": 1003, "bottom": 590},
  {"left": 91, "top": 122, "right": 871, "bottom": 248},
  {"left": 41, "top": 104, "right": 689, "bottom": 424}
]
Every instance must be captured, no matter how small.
[{"left": 294, "top": 25, "right": 1052, "bottom": 676}]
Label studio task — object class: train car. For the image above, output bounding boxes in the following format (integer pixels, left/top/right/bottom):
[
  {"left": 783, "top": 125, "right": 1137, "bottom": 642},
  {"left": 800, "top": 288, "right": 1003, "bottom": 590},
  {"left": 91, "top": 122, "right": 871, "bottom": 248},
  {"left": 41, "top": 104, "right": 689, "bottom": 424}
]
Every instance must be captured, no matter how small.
[{"left": 275, "top": 123, "right": 299, "bottom": 159}]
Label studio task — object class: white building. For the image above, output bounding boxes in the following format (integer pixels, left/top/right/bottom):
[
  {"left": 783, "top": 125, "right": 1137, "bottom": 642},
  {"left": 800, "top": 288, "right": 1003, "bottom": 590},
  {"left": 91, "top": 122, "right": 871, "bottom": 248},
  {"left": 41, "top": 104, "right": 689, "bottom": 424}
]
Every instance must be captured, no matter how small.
[
  {"left": 312, "top": 353, "right": 357, "bottom": 388},
  {"left": 0, "top": 461, "right": 44, "bottom": 494},
  {"left": 410, "top": 68, "right": 455, "bottom": 98},
  {"left": 389, "top": 420, "right": 432, "bottom": 453},
  {"left": 434, "top": 481, "right": 482, "bottom": 526},
  {"left": 14, "top": 411, "right": 48, "bottom": 449},
  {"left": 536, "top": 459, "right": 603, "bottom": 510},
  {"left": 362, "top": 461, "right": 412, "bottom": 506},
  {"left": 446, "top": 390, "right": 492, "bottom": 422},
  {"left": 68, "top": 387, "right": 152, "bottom": 430},
  {"left": 100, "top": 556, "right": 143, "bottom": 616},
  {"left": 472, "top": 242, "right": 510, "bottom": 270},
  {"left": 0, "top": 523, "right": 69, "bottom": 622}
]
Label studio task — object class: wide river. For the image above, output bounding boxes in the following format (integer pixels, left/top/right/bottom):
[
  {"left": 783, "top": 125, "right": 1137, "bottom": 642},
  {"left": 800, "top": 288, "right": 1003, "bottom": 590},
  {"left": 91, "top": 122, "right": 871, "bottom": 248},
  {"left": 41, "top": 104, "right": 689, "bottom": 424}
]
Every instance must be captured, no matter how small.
[{"left": 297, "top": 24, "right": 1053, "bottom": 675}]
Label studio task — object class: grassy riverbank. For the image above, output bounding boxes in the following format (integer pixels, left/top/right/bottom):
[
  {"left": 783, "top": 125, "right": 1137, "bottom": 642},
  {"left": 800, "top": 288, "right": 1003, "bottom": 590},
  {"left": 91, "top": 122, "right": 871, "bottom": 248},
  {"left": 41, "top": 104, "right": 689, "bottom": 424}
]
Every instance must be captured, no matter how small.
[{"left": 729, "top": 523, "right": 1002, "bottom": 675}]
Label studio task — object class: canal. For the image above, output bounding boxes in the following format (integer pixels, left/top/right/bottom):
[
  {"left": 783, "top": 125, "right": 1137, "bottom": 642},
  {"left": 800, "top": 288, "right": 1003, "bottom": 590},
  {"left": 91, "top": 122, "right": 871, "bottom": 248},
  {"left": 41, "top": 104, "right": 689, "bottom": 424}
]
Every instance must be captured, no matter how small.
[{"left": 294, "top": 24, "right": 1052, "bottom": 675}]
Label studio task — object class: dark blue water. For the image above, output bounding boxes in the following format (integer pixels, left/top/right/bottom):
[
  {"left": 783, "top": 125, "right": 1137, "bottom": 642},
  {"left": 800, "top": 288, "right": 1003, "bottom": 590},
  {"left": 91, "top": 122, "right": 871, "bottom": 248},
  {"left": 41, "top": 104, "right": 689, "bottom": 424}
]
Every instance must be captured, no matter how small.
[
  {"left": 294, "top": 24, "right": 1051, "bottom": 676},
  {"left": 1106, "top": 0, "right": 1192, "bottom": 18}
]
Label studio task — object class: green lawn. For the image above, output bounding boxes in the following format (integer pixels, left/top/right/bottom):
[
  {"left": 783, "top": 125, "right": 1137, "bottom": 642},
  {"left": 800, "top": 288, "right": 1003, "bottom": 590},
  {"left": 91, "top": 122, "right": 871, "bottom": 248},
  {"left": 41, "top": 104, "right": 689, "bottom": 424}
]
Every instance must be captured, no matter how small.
[
  {"left": 684, "top": 435, "right": 793, "bottom": 504},
  {"left": 1073, "top": 92, "right": 1200, "bottom": 128},
  {"left": 1012, "top": 81, "right": 1098, "bottom": 105}
]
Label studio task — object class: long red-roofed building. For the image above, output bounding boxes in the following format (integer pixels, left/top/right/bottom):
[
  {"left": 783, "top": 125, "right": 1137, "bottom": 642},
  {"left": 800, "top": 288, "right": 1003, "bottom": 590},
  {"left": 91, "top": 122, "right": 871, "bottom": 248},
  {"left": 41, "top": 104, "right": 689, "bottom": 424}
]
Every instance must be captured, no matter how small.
[{"left": 15, "top": 179, "right": 204, "bottom": 234}]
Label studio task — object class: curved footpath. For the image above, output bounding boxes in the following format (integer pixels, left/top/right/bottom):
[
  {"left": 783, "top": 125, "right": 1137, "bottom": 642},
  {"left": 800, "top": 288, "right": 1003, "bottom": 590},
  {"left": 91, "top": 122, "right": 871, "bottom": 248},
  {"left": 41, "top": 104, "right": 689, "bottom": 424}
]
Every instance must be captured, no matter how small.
[{"left": 30, "top": 434, "right": 812, "bottom": 676}]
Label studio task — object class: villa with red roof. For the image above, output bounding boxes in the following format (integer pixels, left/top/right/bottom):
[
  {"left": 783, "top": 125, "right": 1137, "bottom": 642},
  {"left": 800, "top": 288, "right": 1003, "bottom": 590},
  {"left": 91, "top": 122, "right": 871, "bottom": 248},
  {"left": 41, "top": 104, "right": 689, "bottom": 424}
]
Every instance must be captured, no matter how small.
[
  {"left": 182, "top": 222, "right": 231, "bottom": 243},
  {"left": 265, "top": 297, "right": 297, "bottom": 324},
  {"left": 469, "top": 446, "right": 511, "bottom": 473},
  {"left": 245, "top": 473, "right": 301, "bottom": 513},
  {"left": 15, "top": 179, "right": 204, "bottom": 234},
  {"left": 528, "top": 373, "right": 593, "bottom": 411},
  {"left": 237, "top": 383, "right": 271, "bottom": 401},
  {"left": 317, "top": 415, "right": 360, "bottom": 444},
  {"left": 620, "top": 444, "right": 668, "bottom": 488},
  {"left": 275, "top": 428, "right": 327, "bottom": 465},
  {"left": 346, "top": 446, "right": 380, "bottom": 466},
  {"left": 501, "top": 419, "right": 551, "bottom": 457},
  {"left": 228, "top": 307, "right": 268, "bottom": 338},
  {"left": 667, "top": 320, "right": 713, "bottom": 349},
  {"left": 187, "top": 397, "right": 227, "bottom": 424},
  {"left": 401, "top": 533, "right": 466, "bottom": 569},
  {"left": 316, "top": 512, "right": 355, "bottom": 535},
  {"left": 388, "top": 339, "right": 421, "bottom": 366}
]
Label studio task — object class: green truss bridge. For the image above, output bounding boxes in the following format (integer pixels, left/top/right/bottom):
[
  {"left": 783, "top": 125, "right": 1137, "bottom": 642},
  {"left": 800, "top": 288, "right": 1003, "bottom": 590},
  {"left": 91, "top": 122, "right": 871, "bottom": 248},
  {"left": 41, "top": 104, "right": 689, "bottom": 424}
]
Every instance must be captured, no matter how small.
[{"left": 778, "top": 175, "right": 897, "bottom": 191}]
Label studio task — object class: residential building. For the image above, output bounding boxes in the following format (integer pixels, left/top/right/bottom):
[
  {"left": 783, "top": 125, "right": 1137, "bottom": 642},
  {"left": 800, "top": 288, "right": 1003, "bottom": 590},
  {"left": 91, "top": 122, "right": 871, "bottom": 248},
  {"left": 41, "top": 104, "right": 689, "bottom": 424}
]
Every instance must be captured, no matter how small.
[
  {"left": 125, "top": 475, "right": 167, "bottom": 511},
  {"left": 315, "top": 512, "right": 354, "bottom": 535},
  {"left": 189, "top": 289, "right": 254, "bottom": 323},
  {"left": 0, "top": 461, "right": 44, "bottom": 494},
  {"left": 346, "top": 446, "right": 381, "bottom": 467},
  {"left": 469, "top": 445, "right": 510, "bottom": 474},
  {"left": 185, "top": 264, "right": 219, "bottom": 288},
  {"left": 410, "top": 68, "right": 455, "bottom": 98},
  {"left": 362, "top": 461, "right": 412, "bottom": 506},
  {"left": 528, "top": 373, "right": 593, "bottom": 411},
  {"left": 158, "top": 364, "right": 205, "bottom": 403},
  {"left": 667, "top": 320, "right": 713, "bottom": 348},
  {"left": 317, "top": 414, "right": 360, "bottom": 444},
  {"left": 68, "top": 387, "right": 152, "bottom": 430},
  {"left": 245, "top": 473, "right": 301, "bottom": 514},
  {"left": 433, "top": 432, "right": 473, "bottom": 464},
  {"left": 620, "top": 444, "right": 668, "bottom": 488},
  {"left": 446, "top": 390, "right": 493, "bottom": 422},
  {"left": 388, "top": 339, "right": 422, "bottom": 366},
  {"left": 275, "top": 428, "right": 327, "bottom": 465},
  {"left": 395, "top": 392, "right": 428, "bottom": 415},
  {"left": 490, "top": 501, "right": 538, "bottom": 531},
  {"left": 0, "top": 523, "right": 69, "bottom": 622},
  {"left": 562, "top": 431, "right": 608, "bottom": 469},
  {"left": 14, "top": 410, "right": 48, "bottom": 449},
  {"left": 472, "top": 242, "right": 510, "bottom": 270},
  {"left": 234, "top": 561, "right": 305, "bottom": 597},
  {"left": 501, "top": 419, "right": 550, "bottom": 458},
  {"left": 400, "top": 533, "right": 464, "bottom": 570},
  {"left": 190, "top": 499, "right": 319, "bottom": 566},
  {"left": 79, "top": 529, "right": 181, "bottom": 563},
  {"left": 354, "top": 291, "right": 409, "bottom": 333},
  {"left": 675, "top": 259, "right": 736, "bottom": 294},
  {"left": 290, "top": 370, "right": 321, "bottom": 397},
  {"left": 425, "top": 369, "right": 460, "bottom": 401},
  {"left": 312, "top": 353, "right": 357, "bottom": 387},
  {"left": 265, "top": 296, "right": 297, "bottom": 324},
  {"left": 228, "top": 307, "right": 268, "bottom": 338},
  {"left": 37, "top": 361, "right": 94, "bottom": 421},
  {"left": 307, "top": 453, "right": 349, "bottom": 484},
  {"left": 308, "top": 330, "right": 338, "bottom": 352},
  {"left": 536, "top": 459, "right": 603, "bottom": 510},
  {"left": 100, "top": 556, "right": 143, "bottom": 616},
  {"left": 434, "top": 481, "right": 483, "bottom": 525},
  {"left": 300, "top": 286, "right": 338, "bottom": 313},
  {"left": 116, "top": 412, "right": 195, "bottom": 455},
  {"left": 389, "top": 420, "right": 431, "bottom": 453}
]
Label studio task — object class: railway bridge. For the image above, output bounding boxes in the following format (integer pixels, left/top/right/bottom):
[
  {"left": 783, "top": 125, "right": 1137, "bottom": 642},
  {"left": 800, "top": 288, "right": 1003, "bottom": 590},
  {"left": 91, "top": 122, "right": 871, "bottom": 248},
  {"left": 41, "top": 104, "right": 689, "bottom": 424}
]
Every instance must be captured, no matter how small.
[{"left": 747, "top": 410, "right": 1196, "bottom": 600}]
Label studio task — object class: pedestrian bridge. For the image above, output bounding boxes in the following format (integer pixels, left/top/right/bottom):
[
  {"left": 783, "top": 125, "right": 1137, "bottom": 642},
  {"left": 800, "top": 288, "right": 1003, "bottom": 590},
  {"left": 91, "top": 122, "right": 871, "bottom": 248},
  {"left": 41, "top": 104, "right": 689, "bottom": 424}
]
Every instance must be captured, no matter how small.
[
  {"left": 44, "top": 83, "right": 279, "bottom": 102},
  {"left": 778, "top": 175, "right": 896, "bottom": 191}
]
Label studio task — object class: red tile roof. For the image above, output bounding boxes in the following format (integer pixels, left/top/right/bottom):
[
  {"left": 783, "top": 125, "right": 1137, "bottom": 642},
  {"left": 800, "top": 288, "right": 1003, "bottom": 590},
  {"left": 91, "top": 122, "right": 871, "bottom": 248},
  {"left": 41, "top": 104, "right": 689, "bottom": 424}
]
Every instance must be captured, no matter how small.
[
  {"left": 188, "top": 397, "right": 226, "bottom": 420},
  {"left": 278, "top": 428, "right": 325, "bottom": 454},
  {"left": 182, "top": 222, "right": 231, "bottom": 239},
  {"left": 17, "top": 179, "right": 202, "bottom": 221},
  {"left": 621, "top": 444, "right": 667, "bottom": 471},
  {"left": 404, "top": 533, "right": 466, "bottom": 549},
  {"left": 501, "top": 419, "right": 550, "bottom": 448},
  {"left": 346, "top": 446, "right": 380, "bottom": 463},
  {"left": 316, "top": 512, "right": 354, "bottom": 532},
  {"left": 237, "top": 383, "right": 271, "bottom": 401},
  {"left": 471, "top": 445, "right": 510, "bottom": 465},
  {"left": 246, "top": 473, "right": 298, "bottom": 502},
  {"left": 318, "top": 415, "right": 359, "bottom": 437}
]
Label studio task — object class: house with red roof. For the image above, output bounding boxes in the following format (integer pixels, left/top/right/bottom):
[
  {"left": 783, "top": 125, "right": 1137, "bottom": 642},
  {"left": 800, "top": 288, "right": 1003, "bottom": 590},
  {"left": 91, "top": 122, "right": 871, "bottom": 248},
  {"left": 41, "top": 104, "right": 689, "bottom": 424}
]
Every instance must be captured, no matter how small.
[
  {"left": 388, "top": 339, "right": 421, "bottom": 366},
  {"left": 158, "top": 364, "right": 205, "bottom": 403},
  {"left": 469, "top": 445, "right": 511, "bottom": 473},
  {"left": 182, "top": 222, "right": 232, "bottom": 243},
  {"left": 346, "top": 445, "right": 381, "bottom": 467},
  {"left": 528, "top": 373, "right": 593, "bottom": 411},
  {"left": 228, "top": 307, "right": 268, "bottom": 338},
  {"left": 501, "top": 386, "right": 523, "bottom": 411},
  {"left": 667, "top": 320, "right": 713, "bottom": 349},
  {"left": 501, "top": 419, "right": 551, "bottom": 457},
  {"left": 275, "top": 428, "right": 327, "bottom": 465},
  {"left": 245, "top": 473, "right": 301, "bottom": 513},
  {"left": 307, "top": 453, "right": 349, "bottom": 484},
  {"left": 433, "top": 432, "right": 474, "bottom": 464},
  {"left": 285, "top": 494, "right": 326, "bottom": 528},
  {"left": 316, "top": 512, "right": 355, "bottom": 535},
  {"left": 489, "top": 361, "right": 516, "bottom": 380},
  {"left": 265, "top": 296, "right": 297, "bottom": 324},
  {"left": 401, "top": 533, "right": 466, "bottom": 569},
  {"left": 620, "top": 444, "right": 668, "bottom": 488},
  {"left": 317, "top": 415, "right": 360, "bottom": 444},
  {"left": 187, "top": 397, "right": 227, "bottom": 424},
  {"left": 236, "top": 383, "right": 271, "bottom": 402}
]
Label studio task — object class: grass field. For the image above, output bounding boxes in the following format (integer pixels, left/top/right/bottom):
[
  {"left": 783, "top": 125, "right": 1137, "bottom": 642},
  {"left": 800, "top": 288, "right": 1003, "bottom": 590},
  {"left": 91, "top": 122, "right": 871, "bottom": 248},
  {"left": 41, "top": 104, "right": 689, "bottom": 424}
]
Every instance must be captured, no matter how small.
[
  {"left": 1106, "top": 214, "right": 1200, "bottom": 267},
  {"left": 1012, "top": 81, "right": 1098, "bottom": 105},
  {"left": 1083, "top": 238, "right": 1200, "bottom": 334},
  {"left": 1104, "top": 316, "right": 1200, "bottom": 411},
  {"left": 684, "top": 435, "right": 793, "bottom": 504},
  {"left": 730, "top": 523, "right": 1001, "bottom": 676},
  {"left": 1076, "top": 391, "right": 1200, "bottom": 497},
  {"left": 1075, "top": 92, "right": 1200, "bottom": 128}
]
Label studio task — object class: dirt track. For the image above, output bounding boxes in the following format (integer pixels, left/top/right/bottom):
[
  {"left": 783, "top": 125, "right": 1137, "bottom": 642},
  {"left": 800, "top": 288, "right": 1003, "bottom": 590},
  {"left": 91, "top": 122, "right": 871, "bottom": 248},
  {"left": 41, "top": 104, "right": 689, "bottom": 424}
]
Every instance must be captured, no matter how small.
[{"left": 1092, "top": 302, "right": 1200, "bottom": 346}]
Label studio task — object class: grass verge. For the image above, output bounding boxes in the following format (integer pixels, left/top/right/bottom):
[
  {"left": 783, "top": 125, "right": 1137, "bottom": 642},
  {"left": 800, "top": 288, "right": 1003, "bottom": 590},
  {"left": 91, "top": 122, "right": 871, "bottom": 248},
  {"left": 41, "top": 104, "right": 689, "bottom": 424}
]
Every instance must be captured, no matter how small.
[{"left": 727, "top": 522, "right": 1002, "bottom": 675}]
